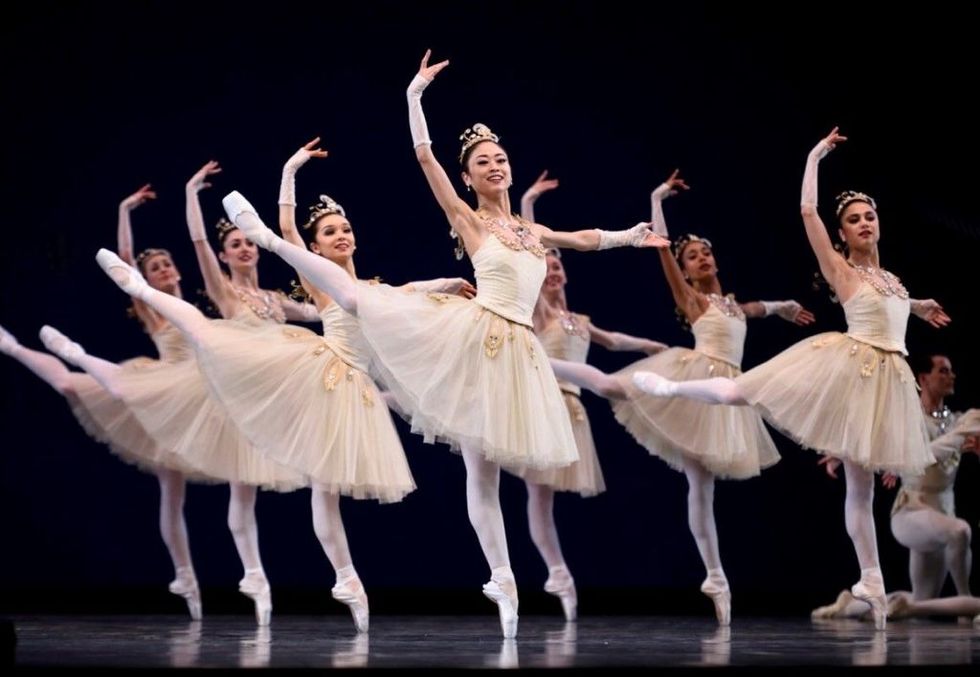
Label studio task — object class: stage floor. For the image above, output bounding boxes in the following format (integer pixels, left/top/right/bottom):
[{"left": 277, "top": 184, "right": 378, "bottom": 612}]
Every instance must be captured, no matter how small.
[{"left": 7, "top": 614, "right": 980, "bottom": 670}]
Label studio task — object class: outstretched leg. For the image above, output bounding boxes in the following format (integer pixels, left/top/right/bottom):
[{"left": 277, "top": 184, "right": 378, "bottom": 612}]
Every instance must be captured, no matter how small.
[
  {"left": 631, "top": 372, "right": 748, "bottom": 405},
  {"left": 222, "top": 192, "right": 358, "bottom": 313},
  {"left": 549, "top": 359, "right": 626, "bottom": 400}
]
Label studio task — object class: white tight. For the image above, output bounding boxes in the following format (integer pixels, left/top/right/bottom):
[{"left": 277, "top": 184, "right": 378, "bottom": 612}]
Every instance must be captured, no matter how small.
[
  {"left": 549, "top": 359, "right": 627, "bottom": 400},
  {"left": 236, "top": 211, "right": 359, "bottom": 314},
  {"left": 526, "top": 483, "right": 565, "bottom": 569},
  {"left": 227, "top": 482, "right": 265, "bottom": 574},
  {"left": 462, "top": 445, "right": 510, "bottom": 572},
  {"left": 891, "top": 508, "right": 972, "bottom": 597},
  {"left": 4, "top": 344, "right": 199, "bottom": 581},
  {"left": 311, "top": 487, "right": 354, "bottom": 579},
  {"left": 843, "top": 460, "right": 881, "bottom": 571},
  {"left": 684, "top": 457, "right": 724, "bottom": 577}
]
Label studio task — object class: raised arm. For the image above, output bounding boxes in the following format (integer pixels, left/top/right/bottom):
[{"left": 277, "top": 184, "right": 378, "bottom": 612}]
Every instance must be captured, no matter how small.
[
  {"left": 278, "top": 138, "right": 333, "bottom": 309},
  {"left": 408, "top": 51, "right": 474, "bottom": 233},
  {"left": 117, "top": 183, "right": 156, "bottom": 265},
  {"left": 589, "top": 323, "right": 667, "bottom": 354},
  {"left": 185, "top": 160, "right": 234, "bottom": 308},
  {"left": 520, "top": 170, "right": 559, "bottom": 224},
  {"left": 648, "top": 171, "right": 702, "bottom": 318},
  {"left": 801, "top": 128, "right": 855, "bottom": 297}
]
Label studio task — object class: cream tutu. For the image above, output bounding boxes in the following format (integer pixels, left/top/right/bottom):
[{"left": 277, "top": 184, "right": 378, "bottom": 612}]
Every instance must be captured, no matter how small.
[
  {"left": 194, "top": 295, "right": 415, "bottom": 503},
  {"left": 355, "top": 233, "right": 578, "bottom": 470},
  {"left": 114, "top": 321, "right": 306, "bottom": 491},
  {"left": 736, "top": 282, "right": 932, "bottom": 474},
  {"left": 613, "top": 302, "right": 779, "bottom": 479},
  {"left": 516, "top": 313, "right": 604, "bottom": 494}
]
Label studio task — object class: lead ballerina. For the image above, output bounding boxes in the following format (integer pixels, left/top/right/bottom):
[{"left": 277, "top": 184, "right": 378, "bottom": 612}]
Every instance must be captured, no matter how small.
[
  {"left": 217, "top": 50, "right": 670, "bottom": 638},
  {"left": 631, "top": 128, "right": 950, "bottom": 629}
]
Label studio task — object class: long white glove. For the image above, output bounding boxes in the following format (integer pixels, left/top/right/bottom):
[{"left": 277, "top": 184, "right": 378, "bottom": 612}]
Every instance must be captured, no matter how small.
[
  {"left": 650, "top": 182, "right": 674, "bottom": 237},
  {"left": 760, "top": 300, "right": 803, "bottom": 321},
  {"left": 596, "top": 222, "right": 655, "bottom": 250},
  {"left": 407, "top": 75, "right": 432, "bottom": 148},
  {"left": 801, "top": 140, "right": 830, "bottom": 208}
]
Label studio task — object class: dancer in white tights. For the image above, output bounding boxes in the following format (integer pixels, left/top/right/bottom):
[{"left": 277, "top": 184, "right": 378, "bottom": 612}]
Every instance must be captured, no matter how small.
[
  {"left": 44, "top": 163, "right": 316, "bottom": 625},
  {"left": 213, "top": 51, "right": 669, "bottom": 638},
  {"left": 546, "top": 170, "right": 813, "bottom": 624},
  {"left": 514, "top": 171, "right": 667, "bottom": 621},
  {"left": 813, "top": 354, "right": 979, "bottom": 624},
  {"left": 630, "top": 129, "right": 950, "bottom": 629},
  {"left": 1, "top": 184, "right": 208, "bottom": 619}
]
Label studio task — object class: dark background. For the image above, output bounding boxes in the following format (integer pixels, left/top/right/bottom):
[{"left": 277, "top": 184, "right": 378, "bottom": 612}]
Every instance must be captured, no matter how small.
[{"left": 2, "top": 2, "right": 977, "bottom": 619}]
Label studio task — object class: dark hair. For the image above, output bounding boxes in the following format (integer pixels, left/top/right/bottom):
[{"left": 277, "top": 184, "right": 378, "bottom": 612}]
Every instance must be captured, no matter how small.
[
  {"left": 460, "top": 139, "right": 508, "bottom": 171},
  {"left": 909, "top": 353, "right": 946, "bottom": 379}
]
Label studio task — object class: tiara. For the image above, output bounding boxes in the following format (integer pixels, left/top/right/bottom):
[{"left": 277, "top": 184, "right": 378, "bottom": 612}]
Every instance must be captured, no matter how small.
[
  {"left": 835, "top": 190, "right": 877, "bottom": 217},
  {"left": 215, "top": 217, "right": 237, "bottom": 241},
  {"left": 672, "top": 233, "right": 713, "bottom": 260},
  {"left": 459, "top": 123, "right": 499, "bottom": 162},
  {"left": 304, "top": 194, "right": 346, "bottom": 229},
  {"left": 135, "top": 248, "right": 171, "bottom": 269}
]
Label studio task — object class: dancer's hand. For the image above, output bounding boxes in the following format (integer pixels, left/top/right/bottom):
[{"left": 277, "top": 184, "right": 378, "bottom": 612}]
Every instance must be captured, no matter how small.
[
  {"left": 818, "top": 455, "right": 842, "bottom": 479},
  {"left": 654, "top": 169, "right": 690, "bottom": 199},
  {"left": 880, "top": 472, "right": 899, "bottom": 490},
  {"left": 765, "top": 301, "right": 816, "bottom": 326},
  {"left": 817, "top": 126, "right": 847, "bottom": 155},
  {"left": 638, "top": 226, "right": 671, "bottom": 249},
  {"left": 448, "top": 278, "right": 477, "bottom": 299},
  {"left": 120, "top": 184, "right": 156, "bottom": 211},
  {"left": 522, "top": 170, "right": 560, "bottom": 203},
  {"left": 963, "top": 434, "right": 979, "bottom": 455},
  {"left": 186, "top": 160, "right": 221, "bottom": 193},
  {"left": 911, "top": 299, "right": 951, "bottom": 328},
  {"left": 417, "top": 49, "right": 449, "bottom": 83},
  {"left": 285, "top": 137, "right": 328, "bottom": 172}
]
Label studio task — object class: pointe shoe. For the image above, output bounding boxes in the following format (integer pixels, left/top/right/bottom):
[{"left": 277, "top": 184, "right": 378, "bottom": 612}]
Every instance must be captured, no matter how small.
[
  {"left": 631, "top": 371, "right": 676, "bottom": 397},
  {"left": 169, "top": 569, "right": 203, "bottom": 621},
  {"left": 0, "top": 324, "right": 20, "bottom": 354},
  {"left": 221, "top": 192, "right": 277, "bottom": 250},
  {"left": 851, "top": 569, "right": 887, "bottom": 631},
  {"left": 701, "top": 575, "right": 731, "bottom": 626},
  {"left": 483, "top": 575, "right": 519, "bottom": 639},
  {"left": 39, "top": 325, "right": 85, "bottom": 363},
  {"left": 95, "top": 249, "right": 151, "bottom": 299},
  {"left": 544, "top": 565, "right": 578, "bottom": 622},
  {"left": 812, "top": 589, "right": 856, "bottom": 619},
  {"left": 239, "top": 570, "right": 272, "bottom": 626},
  {"left": 332, "top": 576, "right": 370, "bottom": 634}
]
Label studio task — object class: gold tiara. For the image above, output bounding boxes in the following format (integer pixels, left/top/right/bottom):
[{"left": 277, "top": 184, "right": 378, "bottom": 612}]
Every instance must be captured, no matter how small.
[
  {"left": 459, "top": 123, "right": 499, "bottom": 162},
  {"left": 835, "top": 190, "right": 877, "bottom": 217},
  {"left": 215, "top": 217, "right": 237, "bottom": 241},
  {"left": 304, "top": 194, "right": 346, "bottom": 230}
]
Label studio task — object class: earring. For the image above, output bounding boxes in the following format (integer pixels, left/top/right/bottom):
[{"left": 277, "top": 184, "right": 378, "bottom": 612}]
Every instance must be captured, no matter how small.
[{"left": 466, "top": 184, "right": 472, "bottom": 192}]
